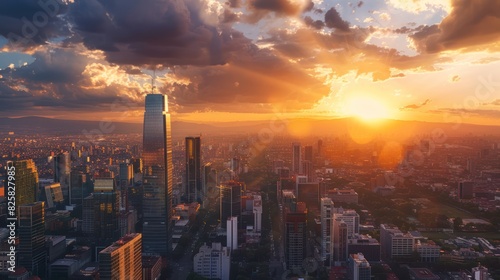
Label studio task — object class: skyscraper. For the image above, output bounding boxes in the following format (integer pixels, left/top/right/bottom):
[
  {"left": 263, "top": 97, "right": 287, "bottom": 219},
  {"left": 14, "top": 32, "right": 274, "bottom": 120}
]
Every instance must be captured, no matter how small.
[
  {"left": 142, "top": 93, "right": 173, "bottom": 256},
  {"left": 220, "top": 181, "right": 243, "bottom": 229},
  {"left": 99, "top": 233, "right": 142, "bottom": 280},
  {"left": 185, "top": 136, "right": 201, "bottom": 203},
  {"left": 321, "top": 198, "right": 334, "bottom": 267},
  {"left": 18, "top": 202, "right": 46, "bottom": 277},
  {"left": 9, "top": 160, "right": 38, "bottom": 207},
  {"left": 54, "top": 152, "right": 71, "bottom": 202},
  {"left": 304, "top": 145, "right": 313, "bottom": 162},
  {"left": 284, "top": 201, "right": 307, "bottom": 270},
  {"left": 292, "top": 142, "right": 302, "bottom": 174}
]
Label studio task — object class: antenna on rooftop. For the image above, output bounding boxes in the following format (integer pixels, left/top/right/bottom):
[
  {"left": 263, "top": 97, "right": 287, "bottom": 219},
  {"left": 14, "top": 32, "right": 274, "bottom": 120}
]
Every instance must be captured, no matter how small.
[{"left": 152, "top": 67, "right": 156, "bottom": 94}]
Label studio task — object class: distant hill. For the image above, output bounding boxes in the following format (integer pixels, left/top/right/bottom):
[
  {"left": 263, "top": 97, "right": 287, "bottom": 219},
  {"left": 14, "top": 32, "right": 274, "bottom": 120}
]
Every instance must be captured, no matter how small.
[{"left": 0, "top": 116, "right": 499, "bottom": 138}]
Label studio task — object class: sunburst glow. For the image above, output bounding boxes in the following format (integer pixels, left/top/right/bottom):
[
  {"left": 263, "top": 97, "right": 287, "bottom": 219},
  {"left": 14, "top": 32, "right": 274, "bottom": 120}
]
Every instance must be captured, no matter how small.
[{"left": 344, "top": 96, "right": 391, "bottom": 121}]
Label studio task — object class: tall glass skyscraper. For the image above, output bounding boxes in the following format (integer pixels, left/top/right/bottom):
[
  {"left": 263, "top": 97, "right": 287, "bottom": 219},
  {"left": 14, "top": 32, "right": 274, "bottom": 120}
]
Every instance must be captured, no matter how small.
[
  {"left": 142, "top": 94, "right": 173, "bottom": 256},
  {"left": 185, "top": 136, "right": 201, "bottom": 203}
]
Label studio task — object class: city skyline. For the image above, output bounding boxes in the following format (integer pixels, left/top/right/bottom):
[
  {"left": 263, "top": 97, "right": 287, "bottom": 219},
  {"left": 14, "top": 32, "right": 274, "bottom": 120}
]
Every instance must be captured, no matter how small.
[{"left": 0, "top": 1, "right": 499, "bottom": 125}]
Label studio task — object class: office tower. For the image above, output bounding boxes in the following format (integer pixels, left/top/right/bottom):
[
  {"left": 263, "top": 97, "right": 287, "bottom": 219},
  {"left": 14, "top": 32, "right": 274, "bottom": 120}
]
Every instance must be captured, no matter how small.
[
  {"left": 10, "top": 160, "right": 38, "bottom": 207},
  {"left": 333, "top": 209, "right": 360, "bottom": 239},
  {"left": 333, "top": 218, "right": 348, "bottom": 262},
  {"left": 54, "top": 152, "right": 71, "bottom": 202},
  {"left": 119, "top": 163, "right": 134, "bottom": 210},
  {"left": 458, "top": 181, "right": 474, "bottom": 199},
  {"left": 142, "top": 255, "right": 162, "bottom": 280},
  {"left": 142, "top": 93, "right": 173, "bottom": 256},
  {"left": 292, "top": 142, "right": 302, "bottom": 174},
  {"left": 43, "top": 183, "right": 64, "bottom": 208},
  {"left": 227, "top": 216, "right": 238, "bottom": 251},
  {"left": 347, "top": 235, "right": 381, "bottom": 262},
  {"left": 317, "top": 139, "right": 323, "bottom": 156},
  {"left": 253, "top": 195, "right": 262, "bottom": 232},
  {"left": 304, "top": 145, "right": 313, "bottom": 162},
  {"left": 82, "top": 195, "right": 94, "bottom": 234},
  {"left": 203, "top": 163, "right": 217, "bottom": 202},
  {"left": 380, "top": 224, "right": 415, "bottom": 260},
  {"left": 321, "top": 198, "right": 334, "bottom": 267},
  {"left": 302, "top": 160, "right": 314, "bottom": 182},
  {"left": 284, "top": 202, "right": 307, "bottom": 270},
  {"left": 185, "top": 136, "right": 202, "bottom": 203},
  {"left": 69, "top": 169, "right": 91, "bottom": 206},
  {"left": 220, "top": 181, "right": 243, "bottom": 229},
  {"left": 99, "top": 233, "right": 142, "bottom": 280},
  {"left": 92, "top": 178, "right": 120, "bottom": 246},
  {"left": 348, "top": 253, "right": 371, "bottom": 280},
  {"left": 18, "top": 202, "right": 46, "bottom": 277},
  {"left": 132, "top": 158, "right": 143, "bottom": 174},
  {"left": 194, "top": 243, "right": 231, "bottom": 280}
]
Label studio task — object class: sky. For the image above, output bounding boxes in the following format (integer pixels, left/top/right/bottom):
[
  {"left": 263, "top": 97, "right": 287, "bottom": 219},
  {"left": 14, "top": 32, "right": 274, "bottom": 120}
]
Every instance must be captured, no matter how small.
[{"left": 0, "top": 0, "right": 499, "bottom": 125}]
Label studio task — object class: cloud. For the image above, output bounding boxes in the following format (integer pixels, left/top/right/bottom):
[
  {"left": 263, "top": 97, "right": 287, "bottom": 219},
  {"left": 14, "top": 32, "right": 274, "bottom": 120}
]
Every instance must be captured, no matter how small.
[
  {"left": 324, "top": 7, "right": 350, "bottom": 32},
  {"left": 68, "top": 0, "right": 238, "bottom": 66},
  {"left": 450, "top": 75, "right": 460, "bottom": 82},
  {"left": 248, "top": 0, "right": 313, "bottom": 17},
  {"left": 0, "top": 0, "right": 70, "bottom": 50},
  {"left": 409, "top": 0, "right": 500, "bottom": 53},
  {"left": 304, "top": 16, "right": 325, "bottom": 30},
  {"left": 400, "top": 99, "right": 431, "bottom": 110},
  {"left": 387, "top": 0, "right": 450, "bottom": 14}
]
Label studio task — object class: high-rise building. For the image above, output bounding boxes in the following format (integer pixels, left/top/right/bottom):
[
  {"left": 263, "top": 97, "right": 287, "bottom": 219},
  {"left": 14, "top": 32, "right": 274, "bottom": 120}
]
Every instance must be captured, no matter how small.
[
  {"left": 185, "top": 136, "right": 202, "bottom": 203},
  {"left": 99, "top": 233, "right": 142, "bottom": 280},
  {"left": 92, "top": 178, "right": 120, "bottom": 246},
  {"left": 193, "top": 243, "right": 231, "bottom": 280},
  {"left": 380, "top": 224, "right": 415, "bottom": 260},
  {"left": 54, "top": 152, "right": 71, "bottom": 202},
  {"left": 292, "top": 142, "right": 302, "bottom": 174},
  {"left": 284, "top": 201, "right": 307, "bottom": 270},
  {"left": 333, "top": 218, "right": 348, "bottom": 262},
  {"left": 119, "top": 163, "right": 134, "bottom": 210},
  {"left": 253, "top": 195, "right": 262, "bottom": 232},
  {"left": 227, "top": 216, "right": 238, "bottom": 251},
  {"left": 321, "top": 198, "right": 334, "bottom": 267},
  {"left": 302, "top": 160, "right": 314, "bottom": 182},
  {"left": 43, "top": 183, "right": 64, "bottom": 208},
  {"left": 348, "top": 253, "right": 371, "bottom": 280},
  {"left": 333, "top": 209, "right": 360, "bottom": 238},
  {"left": 18, "top": 202, "right": 46, "bottom": 277},
  {"left": 220, "top": 181, "right": 243, "bottom": 229},
  {"left": 69, "top": 169, "right": 91, "bottom": 206},
  {"left": 304, "top": 145, "right": 313, "bottom": 162},
  {"left": 317, "top": 139, "right": 323, "bottom": 157},
  {"left": 458, "top": 181, "right": 474, "bottom": 199},
  {"left": 142, "top": 93, "right": 173, "bottom": 256},
  {"left": 9, "top": 160, "right": 38, "bottom": 207}
]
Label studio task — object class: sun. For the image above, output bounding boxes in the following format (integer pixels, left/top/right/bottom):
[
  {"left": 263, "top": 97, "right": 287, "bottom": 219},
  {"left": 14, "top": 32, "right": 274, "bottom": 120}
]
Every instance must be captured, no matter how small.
[{"left": 344, "top": 96, "right": 391, "bottom": 121}]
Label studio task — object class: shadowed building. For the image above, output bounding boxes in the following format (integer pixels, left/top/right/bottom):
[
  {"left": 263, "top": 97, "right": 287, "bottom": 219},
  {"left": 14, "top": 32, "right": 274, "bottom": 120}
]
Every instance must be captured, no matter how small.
[
  {"left": 142, "top": 93, "right": 173, "bottom": 256},
  {"left": 185, "top": 136, "right": 202, "bottom": 203}
]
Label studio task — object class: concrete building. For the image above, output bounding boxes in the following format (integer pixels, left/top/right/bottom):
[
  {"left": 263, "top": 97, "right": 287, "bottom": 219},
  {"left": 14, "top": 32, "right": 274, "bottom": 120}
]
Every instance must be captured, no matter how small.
[
  {"left": 347, "top": 235, "right": 381, "bottom": 263},
  {"left": 380, "top": 224, "right": 415, "bottom": 260},
  {"left": 50, "top": 259, "right": 79, "bottom": 280},
  {"left": 408, "top": 268, "right": 439, "bottom": 280},
  {"left": 18, "top": 202, "right": 46, "bottom": 277},
  {"left": 328, "top": 189, "right": 359, "bottom": 204},
  {"left": 348, "top": 253, "right": 371, "bottom": 280},
  {"left": 333, "top": 209, "right": 360, "bottom": 238},
  {"left": 227, "top": 216, "right": 238, "bottom": 251},
  {"left": 415, "top": 240, "right": 440, "bottom": 263},
  {"left": 320, "top": 197, "right": 334, "bottom": 266},
  {"left": 472, "top": 265, "right": 489, "bottom": 280},
  {"left": 253, "top": 195, "right": 262, "bottom": 232},
  {"left": 458, "top": 181, "right": 474, "bottom": 199},
  {"left": 292, "top": 142, "right": 302, "bottom": 174},
  {"left": 142, "top": 255, "right": 162, "bottom": 280},
  {"left": 99, "top": 233, "right": 142, "bottom": 280},
  {"left": 193, "top": 243, "right": 231, "bottom": 280},
  {"left": 284, "top": 202, "right": 307, "bottom": 270}
]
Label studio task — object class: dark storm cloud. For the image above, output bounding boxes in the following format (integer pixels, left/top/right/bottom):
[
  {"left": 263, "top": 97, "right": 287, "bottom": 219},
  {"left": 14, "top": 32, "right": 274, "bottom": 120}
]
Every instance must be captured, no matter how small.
[
  {"left": 68, "top": 0, "right": 237, "bottom": 66},
  {"left": 324, "top": 7, "right": 350, "bottom": 32},
  {"left": 227, "top": 0, "right": 242, "bottom": 8},
  {"left": 410, "top": 0, "right": 500, "bottom": 53},
  {"left": 304, "top": 16, "right": 325, "bottom": 30},
  {"left": 0, "top": 0, "right": 69, "bottom": 49},
  {"left": 400, "top": 99, "right": 431, "bottom": 111}
]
